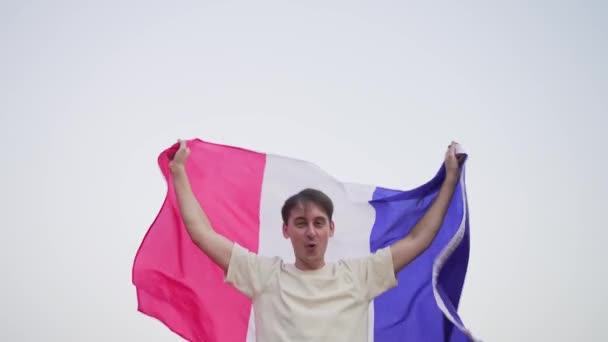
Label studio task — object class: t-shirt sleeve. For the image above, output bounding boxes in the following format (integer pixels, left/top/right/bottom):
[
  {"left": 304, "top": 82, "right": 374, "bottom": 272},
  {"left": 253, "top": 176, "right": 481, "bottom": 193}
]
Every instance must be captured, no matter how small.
[
  {"left": 347, "top": 246, "right": 398, "bottom": 300},
  {"left": 224, "top": 243, "right": 278, "bottom": 298}
]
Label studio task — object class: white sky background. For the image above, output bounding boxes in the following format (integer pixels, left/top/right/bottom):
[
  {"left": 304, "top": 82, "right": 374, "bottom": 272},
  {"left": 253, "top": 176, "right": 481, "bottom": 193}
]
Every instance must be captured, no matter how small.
[{"left": 1, "top": 1, "right": 606, "bottom": 341}]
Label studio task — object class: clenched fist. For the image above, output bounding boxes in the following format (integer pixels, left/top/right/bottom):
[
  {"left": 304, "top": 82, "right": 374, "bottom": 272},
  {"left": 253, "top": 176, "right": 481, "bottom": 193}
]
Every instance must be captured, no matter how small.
[
  {"left": 444, "top": 141, "right": 464, "bottom": 181},
  {"left": 169, "top": 139, "right": 190, "bottom": 173}
]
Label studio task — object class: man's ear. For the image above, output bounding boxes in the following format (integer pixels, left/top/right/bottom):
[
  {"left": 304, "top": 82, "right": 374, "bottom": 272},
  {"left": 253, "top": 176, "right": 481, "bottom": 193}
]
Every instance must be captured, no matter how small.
[
  {"left": 282, "top": 223, "right": 289, "bottom": 239},
  {"left": 329, "top": 220, "right": 335, "bottom": 237}
]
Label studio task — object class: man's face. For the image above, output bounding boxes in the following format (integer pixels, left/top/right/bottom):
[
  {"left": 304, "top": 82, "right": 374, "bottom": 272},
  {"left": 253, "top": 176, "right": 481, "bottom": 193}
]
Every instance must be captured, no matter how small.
[{"left": 283, "top": 201, "right": 334, "bottom": 270}]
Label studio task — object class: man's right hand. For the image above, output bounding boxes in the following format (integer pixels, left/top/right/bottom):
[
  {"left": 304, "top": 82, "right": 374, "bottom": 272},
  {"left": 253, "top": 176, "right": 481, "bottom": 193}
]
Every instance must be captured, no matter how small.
[{"left": 170, "top": 139, "right": 190, "bottom": 172}]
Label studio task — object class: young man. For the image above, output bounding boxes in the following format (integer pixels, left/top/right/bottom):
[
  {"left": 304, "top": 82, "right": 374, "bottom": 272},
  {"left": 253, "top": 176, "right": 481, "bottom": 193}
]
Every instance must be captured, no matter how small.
[{"left": 168, "top": 140, "right": 463, "bottom": 341}]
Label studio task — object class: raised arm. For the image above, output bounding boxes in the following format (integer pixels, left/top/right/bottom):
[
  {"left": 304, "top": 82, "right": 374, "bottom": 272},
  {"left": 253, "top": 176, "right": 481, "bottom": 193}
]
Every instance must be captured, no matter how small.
[
  {"left": 169, "top": 140, "right": 234, "bottom": 272},
  {"left": 390, "top": 141, "right": 464, "bottom": 273}
]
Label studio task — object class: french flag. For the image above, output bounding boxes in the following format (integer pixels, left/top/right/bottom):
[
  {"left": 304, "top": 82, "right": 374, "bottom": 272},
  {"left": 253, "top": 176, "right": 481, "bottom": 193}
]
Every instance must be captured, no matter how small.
[{"left": 132, "top": 139, "right": 476, "bottom": 342}]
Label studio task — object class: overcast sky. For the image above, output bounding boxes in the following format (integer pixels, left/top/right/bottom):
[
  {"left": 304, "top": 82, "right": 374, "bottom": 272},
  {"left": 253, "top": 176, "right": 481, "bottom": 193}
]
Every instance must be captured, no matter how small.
[{"left": 1, "top": 1, "right": 606, "bottom": 341}]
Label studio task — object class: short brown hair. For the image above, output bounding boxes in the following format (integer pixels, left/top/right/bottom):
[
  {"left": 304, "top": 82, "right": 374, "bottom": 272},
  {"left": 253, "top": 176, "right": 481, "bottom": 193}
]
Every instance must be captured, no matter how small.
[{"left": 281, "top": 188, "right": 334, "bottom": 223}]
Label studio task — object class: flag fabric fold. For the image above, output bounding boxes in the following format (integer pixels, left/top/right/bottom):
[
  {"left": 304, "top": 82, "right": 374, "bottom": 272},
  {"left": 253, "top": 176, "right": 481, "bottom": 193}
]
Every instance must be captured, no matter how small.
[{"left": 132, "top": 138, "right": 476, "bottom": 342}]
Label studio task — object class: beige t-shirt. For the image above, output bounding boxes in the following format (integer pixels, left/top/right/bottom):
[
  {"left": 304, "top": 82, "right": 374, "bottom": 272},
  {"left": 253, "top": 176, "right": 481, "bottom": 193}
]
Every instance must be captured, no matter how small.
[{"left": 225, "top": 243, "right": 398, "bottom": 342}]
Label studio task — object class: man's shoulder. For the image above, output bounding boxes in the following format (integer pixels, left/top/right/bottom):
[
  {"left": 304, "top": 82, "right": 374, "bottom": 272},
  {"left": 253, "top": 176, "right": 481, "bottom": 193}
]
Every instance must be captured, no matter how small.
[
  {"left": 331, "top": 246, "right": 394, "bottom": 276},
  {"left": 231, "top": 243, "right": 285, "bottom": 268},
  {"left": 336, "top": 246, "right": 393, "bottom": 264}
]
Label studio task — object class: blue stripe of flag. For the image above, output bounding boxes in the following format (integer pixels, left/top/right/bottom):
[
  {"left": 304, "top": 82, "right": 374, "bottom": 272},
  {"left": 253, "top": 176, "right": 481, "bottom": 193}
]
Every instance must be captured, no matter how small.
[{"left": 369, "top": 164, "right": 472, "bottom": 342}]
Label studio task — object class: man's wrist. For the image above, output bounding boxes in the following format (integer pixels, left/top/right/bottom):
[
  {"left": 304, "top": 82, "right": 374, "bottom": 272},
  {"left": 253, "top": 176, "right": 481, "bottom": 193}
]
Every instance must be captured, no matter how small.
[
  {"left": 445, "top": 171, "right": 460, "bottom": 185},
  {"left": 169, "top": 163, "right": 186, "bottom": 176}
]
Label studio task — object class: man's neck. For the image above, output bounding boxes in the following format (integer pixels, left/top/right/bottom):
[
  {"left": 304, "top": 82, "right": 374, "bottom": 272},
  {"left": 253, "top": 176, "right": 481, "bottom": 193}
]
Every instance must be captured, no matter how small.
[{"left": 295, "top": 259, "right": 325, "bottom": 271}]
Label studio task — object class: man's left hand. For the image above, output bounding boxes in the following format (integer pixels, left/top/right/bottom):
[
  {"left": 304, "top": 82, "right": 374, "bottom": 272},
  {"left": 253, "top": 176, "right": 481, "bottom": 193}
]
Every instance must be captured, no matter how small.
[{"left": 444, "top": 141, "right": 464, "bottom": 181}]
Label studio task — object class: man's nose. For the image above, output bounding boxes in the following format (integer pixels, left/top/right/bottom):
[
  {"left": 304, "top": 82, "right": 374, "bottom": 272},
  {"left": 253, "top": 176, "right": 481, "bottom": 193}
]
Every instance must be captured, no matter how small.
[{"left": 305, "top": 225, "right": 316, "bottom": 237}]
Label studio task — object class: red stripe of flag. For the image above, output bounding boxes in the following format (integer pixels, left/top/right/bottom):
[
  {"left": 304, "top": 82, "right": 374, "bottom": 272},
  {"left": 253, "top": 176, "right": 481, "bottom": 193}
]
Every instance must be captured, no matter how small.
[{"left": 133, "top": 139, "right": 266, "bottom": 342}]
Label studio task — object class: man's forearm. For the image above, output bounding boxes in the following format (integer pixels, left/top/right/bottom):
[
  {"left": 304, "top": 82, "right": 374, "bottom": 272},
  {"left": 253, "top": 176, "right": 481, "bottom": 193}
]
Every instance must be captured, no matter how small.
[
  {"left": 169, "top": 165, "right": 233, "bottom": 271},
  {"left": 171, "top": 166, "right": 213, "bottom": 239},
  {"left": 408, "top": 174, "right": 459, "bottom": 244},
  {"left": 390, "top": 173, "right": 460, "bottom": 272}
]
